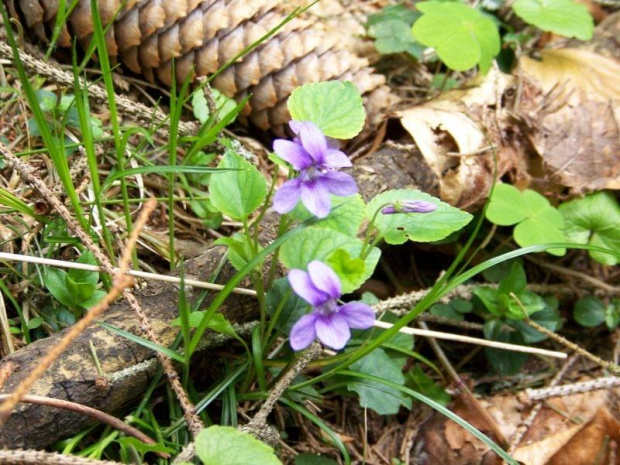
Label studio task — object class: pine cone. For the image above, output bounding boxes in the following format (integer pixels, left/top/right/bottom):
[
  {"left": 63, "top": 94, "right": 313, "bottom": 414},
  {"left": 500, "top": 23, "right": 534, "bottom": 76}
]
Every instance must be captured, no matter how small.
[{"left": 8, "top": 0, "right": 396, "bottom": 133}]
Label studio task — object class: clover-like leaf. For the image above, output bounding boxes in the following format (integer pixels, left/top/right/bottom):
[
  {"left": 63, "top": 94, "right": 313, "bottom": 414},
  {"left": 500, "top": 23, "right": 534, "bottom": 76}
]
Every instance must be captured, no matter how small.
[
  {"left": 486, "top": 184, "right": 566, "bottom": 256},
  {"left": 513, "top": 0, "right": 594, "bottom": 41},
  {"left": 287, "top": 81, "right": 365, "bottom": 139},
  {"left": 367, "top": 189, "right": 472, "bottom": 245},
  {"left": 559, "top": 191, "right": 620, "bottom": 266},
  {"left": 412, "top": 1, "right": 500, "bottom": 73}
]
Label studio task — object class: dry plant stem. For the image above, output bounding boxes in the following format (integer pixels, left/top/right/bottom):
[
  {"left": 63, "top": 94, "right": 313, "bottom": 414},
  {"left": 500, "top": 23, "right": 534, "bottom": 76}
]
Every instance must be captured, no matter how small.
[
  {"left": 0, "top": 449, "right": 122, "bottom": 465},
  {"left": 524, "top": 318, "right": 620, "bottom": 375},
  {"left": 508, "top": 354, "right": 579, "bottom": 454},
  {"left": 0, "top": 252, "right": 257, "bottom": 296},
  {"left": 524, "top": 376, "right": 620, "bottom": 402},
  {"left": 417, "top": 321, "right": 509, "bottom": 448},
  {"left": 0, "top": 394, "right": 164, "bottom": 455},
  {"left": 1, "top": 146, "right": 205, "bottom": 435},
  {"left": 529, "top": 258, "right": 620, "bottom": 295},
  {"left": 374, "top": 283, "right": 576, "bottom": 317},
  {"left": 241, "top": 343, "right": 323, "bottom": 440},
  {"left": 374, "top": 320, "right": 567, "bottom": 359},
  {"left": 0, "top": 41, "right": 197, "bottom": 137}
]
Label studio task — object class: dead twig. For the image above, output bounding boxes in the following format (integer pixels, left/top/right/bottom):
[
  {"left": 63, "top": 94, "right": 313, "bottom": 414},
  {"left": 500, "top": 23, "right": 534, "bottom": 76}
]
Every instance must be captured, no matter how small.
[{"left": 0, "top": 394, "right": 166, "bottom": 457}]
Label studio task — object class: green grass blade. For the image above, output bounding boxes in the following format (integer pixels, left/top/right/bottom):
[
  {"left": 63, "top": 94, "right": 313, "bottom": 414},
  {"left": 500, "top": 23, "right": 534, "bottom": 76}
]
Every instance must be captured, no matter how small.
[
  {"left": 97, "top": 321, "right": 185, "bottom": 363},
  {"left": 339, "top": 370, "right": 518, "bottom": 465}
]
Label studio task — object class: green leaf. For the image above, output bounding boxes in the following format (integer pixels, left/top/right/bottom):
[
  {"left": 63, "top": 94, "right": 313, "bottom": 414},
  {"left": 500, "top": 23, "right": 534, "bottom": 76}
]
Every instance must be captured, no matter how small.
[
  {"left": 215, "top": 233, "right": 262, "bottom": 272},
  {"left": 171, "top": 312, "right": 239, "bottom": 340},
  {"left": 605, "top": 300, "right": 620, "bottom": 330},
  {"left": 27, "top": 317, "right": 44, "bottom": 330},
  {"left": 347, "top": 348, "right": 411, "bottom": 415},
  {"left": 289, "top": 194, "right": 366, "bottom": 237},
  {"left": 65, "top": 276, "right": 96, "bottom": 304},
  {"left": 487, "top": 184, "right": 566, "bottom": 256},
  {"left": 406, "top": 366, "right": 451, "bottom": 406},
  {"left": 81, "top": 289, "right": 106, "bottom": 309},
  {"left": 43, "top": 268, "right": 75, "bottom": 308},
  {"left": 574, "top": 296, "right": 606, "bottom": 328},
  {"left": 559, "top": 191, "right": 620, "bottom": 266},
  {"left": 498, "top": 262, "right": 527, "bottom": 296},
  {"left": 266, "top": 278, "right": 308, "bottom": 334},
  {"left": 279, "top": 227, "right": 380, "bottom": 293},
  {"left": 412, "top": 1, "right": 500, "bottom": 73},
  {"left": 483, "top": 320, "right": 528, "bottom": 375},
  {"left": 209, "top": 150, "right": 267, "bottom": 220},
  {"left": 287, "top": 81, "right": 366, "bottom": 139},
  {"left": 195, "top": 426, "right": 282, "bottom": 465},
  {"left": 68, "top": 251, "right": 99, "bottom": 286},
  {"left": 326, "top": 249, "right": 366, "bottom": 294},
  {"left": 367, "top": 4, "right": 420, "bottom": 26},
  {"left": 192, "top": 88, "right": 238, "bottom": 125},
  {"left": 511, "top": 306, "right": 561, "bottom": 343},
  {"left": 367, "top": 189, "right": 472, "bottom": 245},
  {"left": 369, "top": 19, "right": 424, "bottom": 58},
  {"left": 512, "top": 0, "right": 594, "bottom": 40}
]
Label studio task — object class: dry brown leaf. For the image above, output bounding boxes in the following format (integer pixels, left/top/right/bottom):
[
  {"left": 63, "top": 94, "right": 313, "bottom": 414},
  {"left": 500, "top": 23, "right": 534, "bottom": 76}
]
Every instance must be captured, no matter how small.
[
  {"left": 514, "top": 407, "right": 620, "bottom": 465},
  {"left": 395, "top": 68, "right": 521, "bottom": 208},
  {"left": 518, "top": 49, "right": 620, "bottom": 191}
]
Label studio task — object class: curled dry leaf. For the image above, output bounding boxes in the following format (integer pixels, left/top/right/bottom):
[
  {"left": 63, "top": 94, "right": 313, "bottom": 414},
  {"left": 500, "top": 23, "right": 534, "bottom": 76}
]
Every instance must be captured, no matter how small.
[
  {"left": 395, "top": 68, "right": 525, "bottom": 209},
  {"left": 518, "top": 48, "right": 620, "bottom": 192}
]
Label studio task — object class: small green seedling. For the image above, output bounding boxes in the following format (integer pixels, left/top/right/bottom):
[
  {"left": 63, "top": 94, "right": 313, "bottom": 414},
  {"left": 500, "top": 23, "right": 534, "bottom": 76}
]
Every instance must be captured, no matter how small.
[{"left": 367, "top": 4, "right": 424, "bottom": 59}]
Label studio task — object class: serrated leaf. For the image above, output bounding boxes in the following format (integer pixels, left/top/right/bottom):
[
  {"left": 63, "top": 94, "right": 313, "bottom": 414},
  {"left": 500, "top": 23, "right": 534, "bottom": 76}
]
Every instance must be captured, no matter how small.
[
  {"left": 195, "top": 426, "right": 281, "bottom": 465},
  {"left": 513, "top": 0, "right": 593, "bottom": 40},
  {"left": 280, "top": 227, "right": 380, "bottom": 293},
  {"left": 289, "top": 194, "right": 365, "bottom": 237},
  {"left": 559, "top": 191, "right": 620, "bottom": 266},
  {"left": 487, "top": 184, "right": 566, "bottom": 256},
  {"left": 347, "top": 348, "right": 411, "bottom": 415},
  {"left": 210, "top": 150, "right": 267, "bottom": 220},
  {"left": 367, "top": 189, "right": 472, "bottom": 245},
  {"left": 287, "top": 81, "right": 365, "bottom": 139},
  {"left": 412, "top": 1, "right": 500, "bottom": 73}
]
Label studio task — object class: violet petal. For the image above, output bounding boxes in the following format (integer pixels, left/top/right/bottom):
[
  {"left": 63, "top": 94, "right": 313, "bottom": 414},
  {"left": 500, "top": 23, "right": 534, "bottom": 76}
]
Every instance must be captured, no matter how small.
[
  {"left": 273, "top": 139, "right": 312, "bottom": 170},
  {"left": 289, "top": 269, "right": 328, "bottom": 306},
  {"left": 315, "top": 313, "right": 351, "bottom": 350},
  {"left": 319, "top": 171, "right": 358, "bottom": 197},
  {"left": 339, "top": 302, "right": 376, "bottom": 329},
  {"left": 273, "top": 178, "right": 302, "bottom": 214},
  {"left": 307, "top": 261, "right": 341, "bottom": 299},
  {"left": 298, "top": 122, "right": 328, "bottom": 164},
  {"left": 290, "top": 313, "right": 319, "bottom": 351},
  {"left": 324, "top": 149, "right": 352, "bottom": 169},
  {"left": 300, "top": 179, "right": 331, "bottom": 218}
]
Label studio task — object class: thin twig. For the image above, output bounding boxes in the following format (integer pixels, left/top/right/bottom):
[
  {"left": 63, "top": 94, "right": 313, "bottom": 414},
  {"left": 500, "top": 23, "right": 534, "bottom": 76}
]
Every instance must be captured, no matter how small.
[
  {"left": 0, "top": 251, "right": 257, "bottom": 296},
  {"left": 374, "top": 320, "right": 567, "bottom": 359},
  {"left": 2, "top": 146, "right": 205, "bottom": 435},
  {"left": 523, "top": 376, "right": 620, "bottom": 402},
  {"left": 0, "top": 394, "right": 166, "bottom": 457}
]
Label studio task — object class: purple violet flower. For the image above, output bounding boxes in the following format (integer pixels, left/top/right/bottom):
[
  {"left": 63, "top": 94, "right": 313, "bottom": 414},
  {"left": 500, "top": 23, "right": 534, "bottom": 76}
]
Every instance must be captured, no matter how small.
[
  {"left": 381, "top": 200, "right": 437, "bottom": 215},
  {"left": 288, "top": 261, "right": 375, "bottom": 351},
  {"left": 272, "top": 121, "right": 358, "bottom": 218}
]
